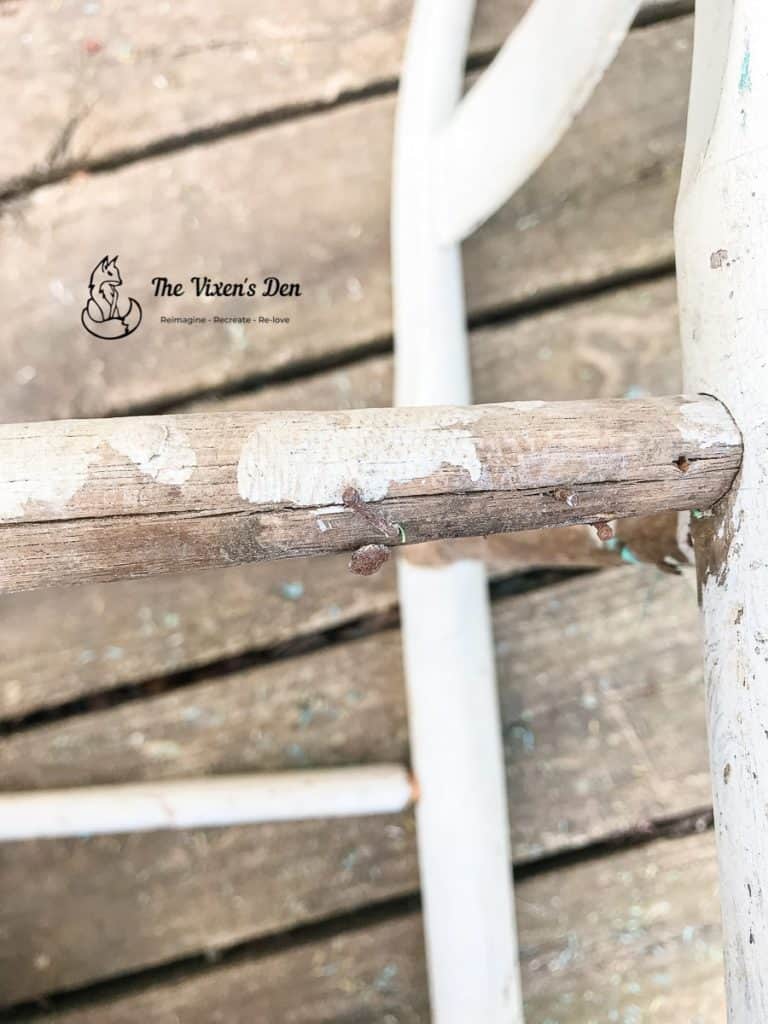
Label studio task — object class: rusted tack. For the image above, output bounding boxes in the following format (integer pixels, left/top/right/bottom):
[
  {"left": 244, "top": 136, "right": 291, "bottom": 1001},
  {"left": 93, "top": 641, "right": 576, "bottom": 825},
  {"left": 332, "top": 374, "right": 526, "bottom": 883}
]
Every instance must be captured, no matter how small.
[{"left": 0, "top": 395, "right": 740, "bottom": 593}]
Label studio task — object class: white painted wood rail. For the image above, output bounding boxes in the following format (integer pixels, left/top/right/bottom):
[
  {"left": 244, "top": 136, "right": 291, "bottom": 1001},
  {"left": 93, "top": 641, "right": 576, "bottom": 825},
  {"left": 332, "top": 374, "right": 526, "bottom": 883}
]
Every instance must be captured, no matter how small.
[
  {"left": 0, "top": 766, "right": 415, "bottom": 841},
  {"left": 676, "top": 0, "right": 768, "bottom": 1017},
  {"left": 435, "top": 0, "right": 641, "bottom": 243}
]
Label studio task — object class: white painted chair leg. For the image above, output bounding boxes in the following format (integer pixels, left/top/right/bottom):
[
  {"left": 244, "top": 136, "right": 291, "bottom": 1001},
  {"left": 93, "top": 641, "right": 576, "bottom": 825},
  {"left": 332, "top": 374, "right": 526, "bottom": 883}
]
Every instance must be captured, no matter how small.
[
  {"left": 676, "top": 0, "right": 768, "bottom": 1016},
  {"left": 392, "top": 3, "right": 523, "bottom": 1021}
]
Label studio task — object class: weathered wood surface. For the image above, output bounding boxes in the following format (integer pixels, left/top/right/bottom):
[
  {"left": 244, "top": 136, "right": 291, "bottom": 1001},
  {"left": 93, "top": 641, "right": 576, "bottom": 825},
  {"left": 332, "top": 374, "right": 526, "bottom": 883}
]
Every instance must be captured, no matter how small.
[
  {"left": 0, "top": 17, "right": 691, "bottom": 423},
  {"left": 0, "top": 1, "right": 688, "bottom": 197},
  {"left": 0, "top": 276, "right": 685, "bottom": 719},
  {"left": 0, "top": 396, "right": 739, "bottom": 593},
  {"left": 24, "top": 831, "right": 723, "bottom": 1024},
  {"left": 0, "top": 568, "right": 713, "bottom": 1003}
]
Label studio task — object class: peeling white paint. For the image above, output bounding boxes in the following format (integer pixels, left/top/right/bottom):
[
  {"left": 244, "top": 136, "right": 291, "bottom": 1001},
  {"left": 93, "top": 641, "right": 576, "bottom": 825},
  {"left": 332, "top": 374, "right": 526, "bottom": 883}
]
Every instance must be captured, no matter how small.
[
  {"left": 678, "top": 398, "right": 739, "bottom": 449},
  {"left": 0, "top": 419, "right": 196, "bottom": 521},
  {"left": 109, "top": 421, "right": 197, "bottom": 486},
  {"left": 0, "top": 441, "right": 99, "bottom": 520},
  {"left": 237, "top": 411, "right": 484, "bottom": 506}
]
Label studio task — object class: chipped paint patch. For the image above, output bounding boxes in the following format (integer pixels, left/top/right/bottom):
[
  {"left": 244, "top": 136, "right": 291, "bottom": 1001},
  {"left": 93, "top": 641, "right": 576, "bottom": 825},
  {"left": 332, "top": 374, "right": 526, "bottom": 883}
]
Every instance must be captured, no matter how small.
[
  {"left": 109, "top": 420, "right": 197, "bottom": 486},
  {"left": 237, "top": 409, "right": 483, "bottom": 506},
  {"left": 695, "top": 485, "right": 740, "bottom": 600},
  {"left": 0, "top": 437, "right": 99, "bottom": 520},
  {"left": 678, "top": 398, "right": 740, "bottom": 449},
  {"left": 0, "top": 419, "right": 197, "bottom": 521}
]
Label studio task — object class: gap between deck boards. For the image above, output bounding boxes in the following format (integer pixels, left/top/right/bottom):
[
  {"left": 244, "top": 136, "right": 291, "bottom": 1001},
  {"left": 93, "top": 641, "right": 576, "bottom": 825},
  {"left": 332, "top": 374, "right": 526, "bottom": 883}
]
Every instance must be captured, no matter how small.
[
  {"left": 0, "top": 808, "right": 714, "bottom": 1022},
  {"left": 0, "top": 4, "right": 692, "bottom": 207},
  {"left": 0, "top": 570, "right": 581, "bottom": 736}
]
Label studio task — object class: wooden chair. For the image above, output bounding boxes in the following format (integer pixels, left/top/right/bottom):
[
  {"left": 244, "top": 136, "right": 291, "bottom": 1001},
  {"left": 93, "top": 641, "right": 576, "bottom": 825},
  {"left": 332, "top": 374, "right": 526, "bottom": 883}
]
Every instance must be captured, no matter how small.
[{"left": 0, "top": 1, "right": 761, "bottom": 1020}]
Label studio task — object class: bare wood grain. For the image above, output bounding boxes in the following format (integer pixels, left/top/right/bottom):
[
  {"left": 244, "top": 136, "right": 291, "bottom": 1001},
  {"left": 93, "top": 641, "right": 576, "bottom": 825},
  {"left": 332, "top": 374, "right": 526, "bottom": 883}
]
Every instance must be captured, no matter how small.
[
  {"left": 0, "top": 396, "right": 740, "bottom": 593},
  {"left": 0, "top": 0, "right": 687, "bottom": 196},
  {"left": 0, "top": 277, "right": 690, "bottom": 718},
  {"left": 0, "top": 17, "right": 692, "bottom": 423},
  {"left": 34, "top": 831, "right": 722, "bottom": 1024},
  {"left": 0, "top": 569, "right": 713, "bottom": 1003}
]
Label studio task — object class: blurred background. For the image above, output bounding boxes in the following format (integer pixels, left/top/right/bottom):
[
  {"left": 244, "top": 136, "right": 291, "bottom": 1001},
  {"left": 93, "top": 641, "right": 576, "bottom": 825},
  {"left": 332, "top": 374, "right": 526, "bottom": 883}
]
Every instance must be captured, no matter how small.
[{"left": 0, "top": 2, "right": 722, "bottom": 1021}]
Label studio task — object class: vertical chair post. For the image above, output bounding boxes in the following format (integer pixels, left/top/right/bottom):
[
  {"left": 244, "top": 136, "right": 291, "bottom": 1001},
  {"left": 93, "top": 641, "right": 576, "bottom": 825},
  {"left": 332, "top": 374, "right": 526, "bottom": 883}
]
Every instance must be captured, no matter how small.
[
  {"left": 392, "top": 2, "right": 524, "bottom": 1021},
  {"left": 392, "top": 1, "right": 643, "bottom": 1017},
  {"left": 676, "top": 0, "right": 768, "bottom": 1016}
]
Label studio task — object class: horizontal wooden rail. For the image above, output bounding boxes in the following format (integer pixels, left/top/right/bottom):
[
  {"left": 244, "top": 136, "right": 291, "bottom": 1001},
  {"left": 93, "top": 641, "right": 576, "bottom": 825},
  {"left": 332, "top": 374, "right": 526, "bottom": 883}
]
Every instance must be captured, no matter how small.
[{"left": 0, "top": 395, "right": 740, "bottom": 593}]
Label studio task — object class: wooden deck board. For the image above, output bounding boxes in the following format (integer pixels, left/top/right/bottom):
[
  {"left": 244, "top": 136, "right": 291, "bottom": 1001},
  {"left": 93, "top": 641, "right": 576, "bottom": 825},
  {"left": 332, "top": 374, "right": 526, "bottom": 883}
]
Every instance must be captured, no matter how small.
[
  {"left": 0, "top": 1, "right": 688, "bottom": 196},
  {"left": 0, "top": 17, "right": 690, "bottom": 423},
  {"left": 30, "top": 831, "right": 724, "bottom": 1023},
  {"left": 0, "top": 568, "right": 712, "bottom": 1004},
  {"left": 0, "top": 276, "right": 680, "bottom": 720}
]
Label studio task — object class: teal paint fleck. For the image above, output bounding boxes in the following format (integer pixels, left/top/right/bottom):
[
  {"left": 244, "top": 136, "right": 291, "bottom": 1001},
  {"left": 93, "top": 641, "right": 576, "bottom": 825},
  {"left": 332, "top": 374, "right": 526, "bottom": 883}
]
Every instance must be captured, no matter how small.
[
  {"left": 620, "top": 546, "right": 641, "bottom": 566},
  {"left": 285, "top": 742, "right": 308, "bottom": 764},
  {"left": 374, "top": 964, "right": 399, "bottom": 992},
  {"left": 509, "top": 723, "right": 536, "bottom": 752},
  {"left": 341, "top": 848, "right": 360, "bottom": 871},
  {"left": 739, "top": 44, "right": 752, "bottom": 94},
  {"left": 280, "top": 580, "right": 304, "bottom": 601},
  {"left": 297, "top": 700, "right": 316, "bottom": 728}
]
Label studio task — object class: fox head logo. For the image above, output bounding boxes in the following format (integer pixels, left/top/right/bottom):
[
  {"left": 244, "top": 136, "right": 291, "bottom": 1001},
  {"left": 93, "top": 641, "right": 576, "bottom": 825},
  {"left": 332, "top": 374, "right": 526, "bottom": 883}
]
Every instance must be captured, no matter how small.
[{"left": 81, "top": 255, "right": 142, "bottom": 339}]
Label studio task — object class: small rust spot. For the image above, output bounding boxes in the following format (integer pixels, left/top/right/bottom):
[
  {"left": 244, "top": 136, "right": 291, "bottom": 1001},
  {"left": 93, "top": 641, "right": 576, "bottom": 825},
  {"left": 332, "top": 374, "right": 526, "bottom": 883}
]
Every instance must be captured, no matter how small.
[
  {"left": 342, "top": 485, "right": 365, "bottom": 510},
  {"left": 675, "top": 455, "right": 690, "bottom": 473},
  {"left": 409, "top": 774, "right": 421, "bottom": 803},
  {"left": 595, "top": 522, "right": 614, "bottom": 542},
  {"left": 724, "top": 763, "right": 732, "bottom": 784},
  {"left": 349, "top": 544, "right": 390, "bottom": 576},
  {"left": 710, "top": 248, "right": 729, "bottom": 269},
  {"left": 553, "top": 487, "right": 577, "bottom": 508}
]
